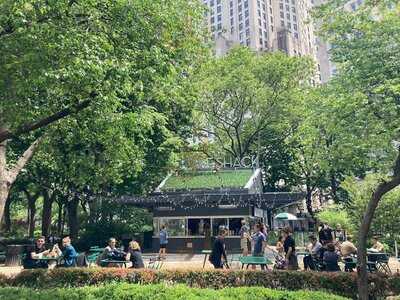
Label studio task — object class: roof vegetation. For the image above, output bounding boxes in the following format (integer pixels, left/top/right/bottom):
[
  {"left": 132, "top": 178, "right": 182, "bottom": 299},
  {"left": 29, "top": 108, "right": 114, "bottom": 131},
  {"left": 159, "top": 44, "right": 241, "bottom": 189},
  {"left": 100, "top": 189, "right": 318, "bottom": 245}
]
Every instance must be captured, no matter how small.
[{"left": 162, "top": 169, "right": 253, "bottom": 190}]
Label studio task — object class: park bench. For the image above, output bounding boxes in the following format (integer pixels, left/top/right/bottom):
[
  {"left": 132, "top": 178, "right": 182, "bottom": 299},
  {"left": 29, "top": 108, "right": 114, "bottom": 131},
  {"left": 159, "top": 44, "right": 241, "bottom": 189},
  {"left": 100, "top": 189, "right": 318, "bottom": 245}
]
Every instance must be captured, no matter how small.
[{"left": 239, "top": 255, "right": 272, "bottom": 269}]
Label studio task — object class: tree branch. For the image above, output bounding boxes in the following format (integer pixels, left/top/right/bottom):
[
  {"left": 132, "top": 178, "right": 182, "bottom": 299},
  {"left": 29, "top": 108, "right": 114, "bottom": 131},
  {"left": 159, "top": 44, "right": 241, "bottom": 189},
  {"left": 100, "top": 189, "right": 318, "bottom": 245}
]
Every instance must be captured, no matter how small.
[
  {"left": 7, "top": 137, "right": 43, "bottom": 185},
  {"left": 0, "top": 99, "right": 92, "bottom": 143}
]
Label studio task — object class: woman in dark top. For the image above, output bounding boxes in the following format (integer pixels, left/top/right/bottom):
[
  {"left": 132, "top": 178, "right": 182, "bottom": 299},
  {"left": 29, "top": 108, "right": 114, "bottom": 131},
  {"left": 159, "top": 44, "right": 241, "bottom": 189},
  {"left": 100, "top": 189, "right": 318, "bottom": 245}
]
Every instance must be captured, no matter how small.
[
  {"left": 209, "top": 229, "right": 228, "bottom": 269},
  {"left": 126, "top": 241, "right": 144, "bottom": 269},
  {"left": 282, "top": 227, "right": 298, "bottom": 270},
  {"left": 323, "top": 243, "right": 341, "bottom": 272}
]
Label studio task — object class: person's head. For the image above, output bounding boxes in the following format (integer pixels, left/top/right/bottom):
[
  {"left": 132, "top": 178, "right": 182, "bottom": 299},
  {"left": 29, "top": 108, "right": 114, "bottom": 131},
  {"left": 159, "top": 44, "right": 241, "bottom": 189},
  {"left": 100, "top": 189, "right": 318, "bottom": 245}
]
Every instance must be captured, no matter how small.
[
  {"left": 347, "top": 235, "right": 353, "bottom": 242},
  {"left": 62, "top": 236, "right": 71, "bottom": 247},
  {"left": 278, "top": 236, "right": 283, "bottom": 242},
  {"left": 372, "top": 236, "right": 379, "bottom": 244},
  {"left": 36, "top": 236, "right": 46, "bottom": 248},
  {"left": 254, "top": 222, "right": 264, "bottom": 233},
  {"left": 326, "top": 243, "right": 335, "bottom": 252},
  {"left": 161, "top": 225, "right": 166, "bottom": 230},
  {"left": 241, "top": 219, "right": 246, "bottom": 226},
  {"left": 108, "top": 238, "right": 117, "bottom": 248},
  {"left": 308, "top": 235, "right": 317, "bottom": 244},
  {"left": 129, "top": 240, "right": 141, "bottom": 251},
  {"left": 282, "top": 227, "right": 292, "bottom": 238},
  {"left": 219, "top": 228, "right": 227, "bottom": 238}
]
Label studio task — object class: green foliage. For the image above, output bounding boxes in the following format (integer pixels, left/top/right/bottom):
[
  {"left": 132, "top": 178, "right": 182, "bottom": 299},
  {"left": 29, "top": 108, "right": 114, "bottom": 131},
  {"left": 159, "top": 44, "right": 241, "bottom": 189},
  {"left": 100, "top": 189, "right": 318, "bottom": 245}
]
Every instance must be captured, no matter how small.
[
  {"left": 317, "top": 205, "right": 353, "bottom": 233},
  {"left": 0, "top": 283, "right": 350, "bottom": 300},
  {"left": 78, "top": 202, "right": 152, "bottom": 249},
  {"left": 163, "top": 169, "right": 253, "bottom": 190},
  {"left": 194, "top": 47, "right": 313, "bottom": 162},
  {"left": 1, "top": 268, "right": 398, "bottom": 298},
  {"left": 342, "top": 175, "right": 400, "bottom": 241}
]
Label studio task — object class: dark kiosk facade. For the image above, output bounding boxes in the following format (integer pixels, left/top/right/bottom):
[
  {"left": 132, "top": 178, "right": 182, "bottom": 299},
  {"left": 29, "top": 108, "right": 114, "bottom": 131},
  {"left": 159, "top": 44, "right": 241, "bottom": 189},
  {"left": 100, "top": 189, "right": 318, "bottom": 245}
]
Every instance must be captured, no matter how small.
[{"left": 120, "top": 168, "right": 303, "bottom": 253}]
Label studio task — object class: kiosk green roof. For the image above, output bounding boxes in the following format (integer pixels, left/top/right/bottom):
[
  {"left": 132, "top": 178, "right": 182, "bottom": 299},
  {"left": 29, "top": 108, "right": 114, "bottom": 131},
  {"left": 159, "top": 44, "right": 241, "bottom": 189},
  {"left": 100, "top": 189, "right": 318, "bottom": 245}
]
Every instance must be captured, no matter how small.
[{"left": 161, "top": 169, "right": 253, "bottom": 191}]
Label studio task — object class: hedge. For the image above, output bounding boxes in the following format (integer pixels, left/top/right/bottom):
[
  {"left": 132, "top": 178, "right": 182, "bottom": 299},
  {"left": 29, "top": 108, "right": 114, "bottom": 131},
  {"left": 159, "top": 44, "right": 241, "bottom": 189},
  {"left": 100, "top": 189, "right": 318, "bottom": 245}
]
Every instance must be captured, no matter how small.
[
  {"left": 0, "top": 268, "right": 399, "bottom": 299},
  {"left": 0, "top": 283, "right": 350, "bottom": 300}
]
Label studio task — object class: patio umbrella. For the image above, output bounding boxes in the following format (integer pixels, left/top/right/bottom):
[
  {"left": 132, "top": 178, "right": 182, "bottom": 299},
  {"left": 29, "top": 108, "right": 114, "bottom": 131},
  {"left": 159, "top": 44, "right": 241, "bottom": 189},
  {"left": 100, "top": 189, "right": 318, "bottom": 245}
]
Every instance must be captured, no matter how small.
[{"left": 274, "top": 212, "right": 298, "bottom": 221}]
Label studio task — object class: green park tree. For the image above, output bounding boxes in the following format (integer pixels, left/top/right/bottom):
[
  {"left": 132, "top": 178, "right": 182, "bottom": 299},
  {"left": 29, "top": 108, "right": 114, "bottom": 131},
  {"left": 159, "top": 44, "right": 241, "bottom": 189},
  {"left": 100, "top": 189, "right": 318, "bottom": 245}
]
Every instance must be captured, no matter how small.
[
  {"left": 195, "top": 46, "right": 313, "bottom": 167},
  {"left": 0, "top": 0, "right": 207, "bottom": 225},
  {"left": 314, "top": 1, "right": 400, "bottom": 297}
]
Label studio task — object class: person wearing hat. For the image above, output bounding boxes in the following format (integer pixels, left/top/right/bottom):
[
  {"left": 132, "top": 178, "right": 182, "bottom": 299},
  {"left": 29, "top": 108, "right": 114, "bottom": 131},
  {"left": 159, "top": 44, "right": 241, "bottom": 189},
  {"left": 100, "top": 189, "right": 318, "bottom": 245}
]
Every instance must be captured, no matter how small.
[{"left": 126, "top": 240, "right": 144, "bottom": 269}]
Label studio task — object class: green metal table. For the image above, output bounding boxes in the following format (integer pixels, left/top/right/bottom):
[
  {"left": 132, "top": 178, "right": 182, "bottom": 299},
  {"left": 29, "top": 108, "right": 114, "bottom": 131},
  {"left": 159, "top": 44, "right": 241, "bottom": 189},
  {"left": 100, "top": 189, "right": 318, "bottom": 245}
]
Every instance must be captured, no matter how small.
[{"left": 201, "top": 250, "right": 212, "bottom": 268}]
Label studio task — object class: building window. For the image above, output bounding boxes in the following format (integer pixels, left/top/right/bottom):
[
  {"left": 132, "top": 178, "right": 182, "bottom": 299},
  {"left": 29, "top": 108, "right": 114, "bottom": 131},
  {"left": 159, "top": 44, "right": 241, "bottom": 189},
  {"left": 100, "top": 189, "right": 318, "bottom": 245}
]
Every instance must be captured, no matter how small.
[
  {"left": 210, "top": 0, "right": 214, "bottom": 6},
  {"left": 239, "top": 23, "right": 243, "bottom": 30},
  {"left": 217, "top": 5, "right": 221, "bottom": 13},
  {"left": 246, "top": 38, "right": 250, "bottom": 46},
  {"left": 293, "top": 24, "right": 297, "bottom": 31},
  {"left": 246, "top": 28, "right": 250, "bottom": 37},
  {"left": 259, "top": 38, "right": 263, "bottom": 45},
  {"left": 217, "top": 23, "right": 222, "bottom": 30},
  {"left": 280, "top": 11, "right": 284, "bottom": 18},
  {"left": 231, "top": 27, "right": 234, "bottom": 34},
  {"left": 244, "top": 0, "right": 248, "bottom": 8},
  {"left": 159, "top": 218, "right": 186, "bottom": 236},
  {"left": 217, "top": 14, "right": 222, "bottom": 22},
  {"left": 281, "top": 20, "right": 285, "bottom": 27},
  {"left": 258, "top": 19, "right": 261, "bottom": 26},
  {"left": 294, "top": 32, "right": 298, "bottom": 38},
  {"left": 239, "top": 14, "right": 243, "bottom": 21},
  {"left": 230, "top": 18, "right": 234, "bottom": 26},
  {"left": 228, "top": 218, "right": 243, "bottom": 236},
  {"left": 188, "top": 218, "right": 211, "bottom": 236},
  {"left": 245, "top": 19, "right": 249, "bottom": 27},
  {"left": 245, "top": 10, "right": 249, "bottom": 17},
  {"left": 293, "top": 15, "right": 297, "bottom": 22},
  {"left": 212, "top": 218, "right": 228, "bottom": 236}
]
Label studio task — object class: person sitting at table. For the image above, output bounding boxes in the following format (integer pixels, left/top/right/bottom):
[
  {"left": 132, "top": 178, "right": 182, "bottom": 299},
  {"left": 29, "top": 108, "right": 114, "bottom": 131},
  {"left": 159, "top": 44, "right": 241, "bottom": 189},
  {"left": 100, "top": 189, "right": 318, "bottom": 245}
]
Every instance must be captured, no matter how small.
[
  {"left": 54, "top": 236, "right": 78, "bottom": 267},
  {"left": 369, "top": 236, "right": 385, "bottom": 253},
  {"left": 340, "top": 236, "right": 357, "bottom": 257},
  {"left": 98, "top": 237, "right": 125, "bottom": 267},
  {"left": 323, "top": 243, "right": 340, "bottom": 272},
  {"left": 23, "top": 236, "right": 50, "bottom": 269},
  {"left": 209, "top": 229, "right": 228, "bottom": 269},
  {"left": 276, "top": 236, "right": 284, "bottom": 257},
  {"left": 303, "top": 235, "right": 322, "bottom": 271},
  {"left": 126, "top": 241, "right": 144, "bottom": 269}
]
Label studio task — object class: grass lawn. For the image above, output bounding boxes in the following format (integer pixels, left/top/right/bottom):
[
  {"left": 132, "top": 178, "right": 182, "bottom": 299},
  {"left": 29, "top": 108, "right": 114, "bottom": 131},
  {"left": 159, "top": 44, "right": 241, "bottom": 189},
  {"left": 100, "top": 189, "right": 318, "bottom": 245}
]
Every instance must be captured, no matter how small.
[
  {"left": 163, "top": 169, "right": 253, "bottom": 190},
  {"left": 0, "top": 283, "right": 350, "bottom": 300}
]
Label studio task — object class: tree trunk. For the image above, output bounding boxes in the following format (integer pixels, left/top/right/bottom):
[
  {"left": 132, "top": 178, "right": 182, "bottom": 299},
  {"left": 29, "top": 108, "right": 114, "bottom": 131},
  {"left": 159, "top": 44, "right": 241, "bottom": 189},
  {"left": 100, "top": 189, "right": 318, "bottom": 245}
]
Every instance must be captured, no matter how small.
[
  {"left": 67, "top": 198, "right": 79, "bottom": 239},
  {"left": 357, "top": 150, "right": 400, "bottom": 300},
  {"left": 57, "top": 201, "right": 63, "bottom": 236},
  {"left": 2, "top": 194, "right": 11, "bottom": 232},
  {"left": 41, "top": 192, "right": 54, "bottom": 238},
  {"left": 0, "top": 138, "right": 42, "bottom": 222},
  {"left": 305, "top": 183, "right": 315, "bottom": 219},
  {"left": 0, "top": 140, "right": 10, "bottom": 224},
  {"left": 27, "top": 194, "right": 37, "bottom": 238}
]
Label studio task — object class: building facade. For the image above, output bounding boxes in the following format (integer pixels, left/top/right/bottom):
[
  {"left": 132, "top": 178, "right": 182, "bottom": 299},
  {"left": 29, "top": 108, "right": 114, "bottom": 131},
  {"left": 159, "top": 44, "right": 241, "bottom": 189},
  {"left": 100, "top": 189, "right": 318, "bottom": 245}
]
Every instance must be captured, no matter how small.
[{"left": 313, "top": 0, "right": 364, "bottom": 83}]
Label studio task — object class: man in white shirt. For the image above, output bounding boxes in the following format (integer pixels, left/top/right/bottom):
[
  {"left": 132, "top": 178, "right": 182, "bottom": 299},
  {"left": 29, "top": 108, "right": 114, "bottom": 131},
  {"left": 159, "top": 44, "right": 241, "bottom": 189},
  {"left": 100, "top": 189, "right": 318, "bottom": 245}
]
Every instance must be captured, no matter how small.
[{"left": 303, "top": 235, "right": 322, "bottom": 270}]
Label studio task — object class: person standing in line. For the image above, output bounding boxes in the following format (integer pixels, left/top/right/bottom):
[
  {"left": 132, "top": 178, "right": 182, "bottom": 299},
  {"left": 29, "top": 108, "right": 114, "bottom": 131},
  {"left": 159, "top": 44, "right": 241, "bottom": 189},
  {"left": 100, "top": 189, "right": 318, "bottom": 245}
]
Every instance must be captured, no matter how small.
[
  {"left": 282, "top": 227, "right": 298, "bottom": 270},
  {"left": 239, "top": 219, "right": 250, "bottom": 256},
  {"left": 159, "top": 225, "right": 168, "bottom": 260},
  {"left": 209, "top": 229, "right": 228, "bottom": 269},
  {"left": 251, "top": 222, "right": 267, "bottom": 270}
]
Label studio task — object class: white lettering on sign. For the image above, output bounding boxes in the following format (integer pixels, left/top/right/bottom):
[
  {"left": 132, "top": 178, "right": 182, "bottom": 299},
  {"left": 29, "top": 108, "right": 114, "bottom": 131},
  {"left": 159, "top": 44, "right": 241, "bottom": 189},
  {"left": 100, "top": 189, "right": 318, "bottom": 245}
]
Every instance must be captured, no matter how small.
[{"left": 186, "top": 155, "right": 257, "bottom": 169}]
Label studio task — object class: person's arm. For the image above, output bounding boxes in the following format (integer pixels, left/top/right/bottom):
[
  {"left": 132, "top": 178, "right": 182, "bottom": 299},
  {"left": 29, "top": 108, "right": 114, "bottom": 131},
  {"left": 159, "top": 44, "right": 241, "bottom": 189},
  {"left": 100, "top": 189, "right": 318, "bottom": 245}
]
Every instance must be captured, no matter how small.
[
  {"left": 125, "top": 252, "right": 131, "bottom": 262},
  {"left": 221, "top": 242, "right": 228, "bottom": 262}
]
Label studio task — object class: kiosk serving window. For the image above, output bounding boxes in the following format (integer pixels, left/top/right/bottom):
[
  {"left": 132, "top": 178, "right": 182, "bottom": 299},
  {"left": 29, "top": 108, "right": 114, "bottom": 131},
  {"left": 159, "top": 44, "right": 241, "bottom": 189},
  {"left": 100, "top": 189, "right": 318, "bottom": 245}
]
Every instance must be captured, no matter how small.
[
  {"left": 159, "top": 218, "right": 186, "bottom": 236},
  {"left": 187, "top": 218, "right": 211, "bottom": 236},
  {"left": 153, "top": 216, "right": 254, "bottom": 237}
]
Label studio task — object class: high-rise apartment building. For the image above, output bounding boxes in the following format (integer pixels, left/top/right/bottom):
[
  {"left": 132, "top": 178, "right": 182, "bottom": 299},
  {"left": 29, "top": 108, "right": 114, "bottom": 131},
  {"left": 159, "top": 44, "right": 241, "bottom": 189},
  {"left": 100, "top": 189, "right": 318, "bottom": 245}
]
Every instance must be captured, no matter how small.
[
  {"left": 313, "top": 0, "right": 364, "bottom": 83},
  {"left": 203, "top": 0, "right": 319, "bottom": 66}
]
